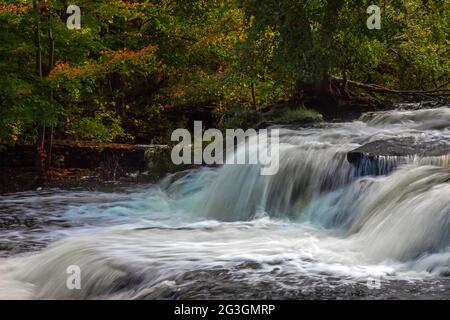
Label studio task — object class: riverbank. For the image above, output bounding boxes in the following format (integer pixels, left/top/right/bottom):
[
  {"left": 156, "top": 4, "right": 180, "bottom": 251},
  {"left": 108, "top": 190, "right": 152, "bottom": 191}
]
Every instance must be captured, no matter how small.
[
  {"left": 0, "top": 143, "right": 180, "bottom": 194},
  {"left": 1, "top": 105, "right": 449, "bottom": 299},
  {"left": 1, "top": 102, "right": 447, "bottom": 194}
]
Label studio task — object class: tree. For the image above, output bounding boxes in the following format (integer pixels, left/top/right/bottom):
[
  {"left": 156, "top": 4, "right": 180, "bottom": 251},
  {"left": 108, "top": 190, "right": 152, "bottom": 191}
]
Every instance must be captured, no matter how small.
[
  {"left": 0, "top": 0, "right": 249, "bottom": 152},
  {"left": 239, "top": 0, "right": 449, "bottom": 112}
]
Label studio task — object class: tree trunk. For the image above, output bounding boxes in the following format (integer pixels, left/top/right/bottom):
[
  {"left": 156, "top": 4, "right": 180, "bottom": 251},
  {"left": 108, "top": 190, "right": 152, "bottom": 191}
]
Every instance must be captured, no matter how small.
[
  {"left": 33, "top": 0, "right": 46, "bottom": 177},
  {"left": 316, "top": 72, "right": 337, "bottom": 107},
  {"left": 46, "top": 16, "right": 56, "bottom": 170},
  {"left": 320, "top": 72, "right": 334, "bottom": 98},
  {"left": 292, "top": 79, "right": 305, "bottom": 108},
  {"left": 341, "top": 68, "right": 352, "bottom": 100},
  {"left": 251, "top": 82, "right": 257, "bottom": 111},
  {"left": 48, "top": 17, "right": 55, "bottom": 74},
  {"left": 404, "top": 0, "right": 409, "bottom": 25},
  {"left": 35, "top": 125, "right": 47, "bottom": 177},
  {"left": 33, "top": 0, "right": 43, "bottom": 79},
  {"left": 46, "top": 126, "right": 54, "bottom": 170}
]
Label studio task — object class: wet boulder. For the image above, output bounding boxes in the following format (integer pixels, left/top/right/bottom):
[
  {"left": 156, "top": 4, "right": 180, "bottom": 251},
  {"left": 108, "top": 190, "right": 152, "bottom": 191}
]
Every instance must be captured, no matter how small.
[{"left": 348, "top": 137, "right": 450, "bottom": 176}]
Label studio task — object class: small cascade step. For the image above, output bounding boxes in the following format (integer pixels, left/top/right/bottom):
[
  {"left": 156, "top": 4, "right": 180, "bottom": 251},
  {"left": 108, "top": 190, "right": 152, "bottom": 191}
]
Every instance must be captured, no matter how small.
[{"left": 348, "top": 137, "right": 450, "bottom": 176}]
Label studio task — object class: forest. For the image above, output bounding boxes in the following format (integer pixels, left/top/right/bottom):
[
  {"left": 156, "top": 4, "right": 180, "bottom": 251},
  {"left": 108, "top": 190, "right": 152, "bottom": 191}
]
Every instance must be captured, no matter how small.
[
  {"left": 0, "top": 0, "right": 449, "bottom": 176},
  {"left": 0, "top": 0, "right": 450, "bottom": 302}
]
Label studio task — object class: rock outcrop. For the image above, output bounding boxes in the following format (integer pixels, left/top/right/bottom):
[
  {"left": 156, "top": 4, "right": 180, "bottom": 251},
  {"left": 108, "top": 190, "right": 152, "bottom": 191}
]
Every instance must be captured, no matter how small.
[{"left": 348, "top": 137, "right": 450, "bottom": 176}]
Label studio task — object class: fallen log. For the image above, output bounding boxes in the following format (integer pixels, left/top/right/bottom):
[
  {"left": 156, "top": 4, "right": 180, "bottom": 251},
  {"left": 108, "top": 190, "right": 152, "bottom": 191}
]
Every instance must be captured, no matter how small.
[{"left": 332, "top": 78, "right": 450, "bottom": 99}]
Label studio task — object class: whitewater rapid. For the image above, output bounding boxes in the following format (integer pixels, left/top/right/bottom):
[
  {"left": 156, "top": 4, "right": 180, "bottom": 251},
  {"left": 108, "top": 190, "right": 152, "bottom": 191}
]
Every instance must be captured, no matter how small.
[{"left": 0, "top": 107, "right": 449, "bottom": 299}]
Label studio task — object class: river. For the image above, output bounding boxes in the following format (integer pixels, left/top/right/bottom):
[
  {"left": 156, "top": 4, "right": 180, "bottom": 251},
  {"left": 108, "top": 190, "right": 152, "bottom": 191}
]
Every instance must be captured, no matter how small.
[{"left": 0, "top": 107, "right": 449, "bottom": 299}]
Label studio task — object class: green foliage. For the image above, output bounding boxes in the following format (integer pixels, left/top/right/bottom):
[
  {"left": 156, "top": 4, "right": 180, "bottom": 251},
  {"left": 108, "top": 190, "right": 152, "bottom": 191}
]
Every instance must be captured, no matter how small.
[
  {"left": 240, "top": 0, "right": 449, "bottom": 90},
  {"left": 0, "top": 0, "right": 448, "bottom": 149},
  {"left": 66, "top": 110, "right": 126, "bottom": 143},
  {"left": 273, "top": 108, "right": 323, "bottom": 124}
]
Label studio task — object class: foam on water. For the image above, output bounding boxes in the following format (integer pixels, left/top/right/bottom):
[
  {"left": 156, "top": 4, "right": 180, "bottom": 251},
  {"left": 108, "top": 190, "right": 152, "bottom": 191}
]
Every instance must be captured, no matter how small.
[{"left": 0, "top": 106, "right": 449, "bottom": 299}]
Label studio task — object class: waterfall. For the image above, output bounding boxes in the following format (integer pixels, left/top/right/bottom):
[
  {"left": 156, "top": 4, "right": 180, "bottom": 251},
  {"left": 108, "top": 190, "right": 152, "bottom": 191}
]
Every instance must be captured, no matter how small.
[
  {"left": 0, "top": 106, "right": 449, "bottom": 299},
  {"left": 360, "top": 106, "right": 450, "bottom": 130}
]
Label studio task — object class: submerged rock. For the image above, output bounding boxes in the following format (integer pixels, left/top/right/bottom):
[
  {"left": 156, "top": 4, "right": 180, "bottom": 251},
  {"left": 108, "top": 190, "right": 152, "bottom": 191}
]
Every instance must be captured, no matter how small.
[
  {"left": 348, "top": 137, "right": 450, "bottom": 176},
  {"left": 349, "top": 137, "right": 450, "bottom": 159}
]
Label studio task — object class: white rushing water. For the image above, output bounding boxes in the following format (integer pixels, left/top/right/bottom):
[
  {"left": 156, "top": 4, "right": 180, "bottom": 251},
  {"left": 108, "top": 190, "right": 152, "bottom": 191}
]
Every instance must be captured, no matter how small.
[{"left": 0, "top": 107, "right": 449, "bottom": 299}]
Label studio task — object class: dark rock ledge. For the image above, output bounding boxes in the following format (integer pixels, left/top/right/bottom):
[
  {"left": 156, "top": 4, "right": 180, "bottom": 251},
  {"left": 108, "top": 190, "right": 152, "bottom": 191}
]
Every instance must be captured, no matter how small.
[{"left": 348, "top": 137, "right": 450, "bottom": 176}]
